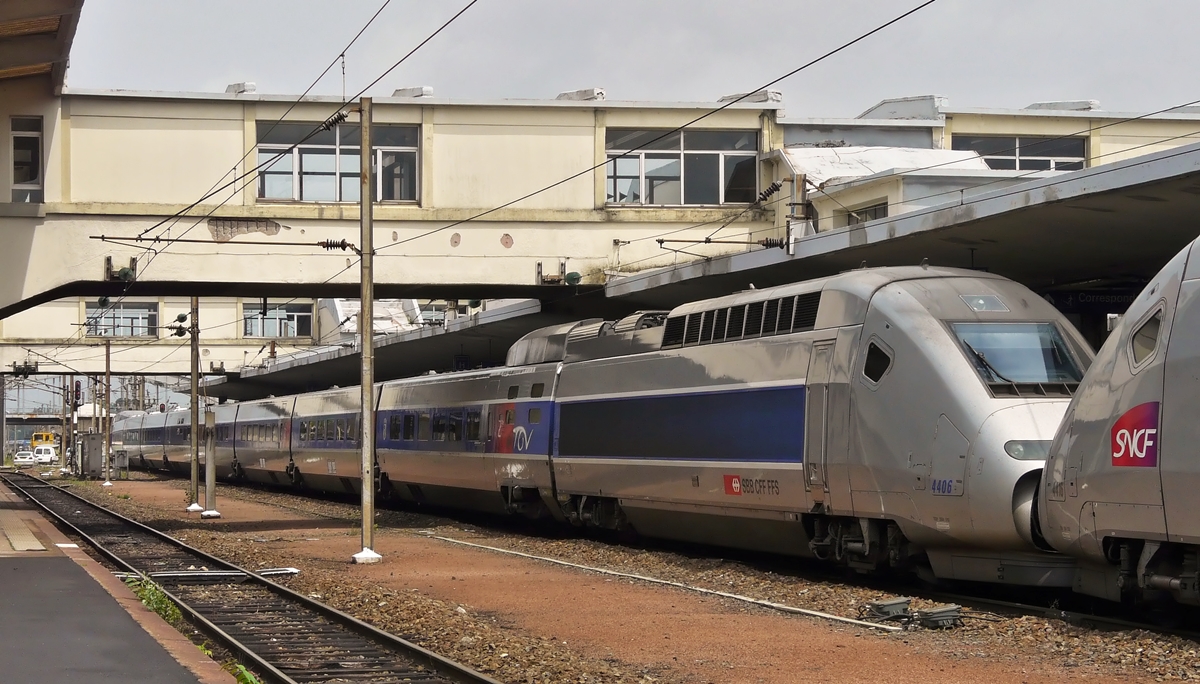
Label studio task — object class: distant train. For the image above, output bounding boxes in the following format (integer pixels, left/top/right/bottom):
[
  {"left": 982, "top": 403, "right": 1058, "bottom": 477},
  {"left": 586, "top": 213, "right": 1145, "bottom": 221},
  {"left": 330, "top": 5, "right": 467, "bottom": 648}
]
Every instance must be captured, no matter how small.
[
  {"left": 1040, "top": 235, "right": 1200, "bottom": 607},
  {"left": 115, "top": 266, "right": 1093, "bottom": 587}
]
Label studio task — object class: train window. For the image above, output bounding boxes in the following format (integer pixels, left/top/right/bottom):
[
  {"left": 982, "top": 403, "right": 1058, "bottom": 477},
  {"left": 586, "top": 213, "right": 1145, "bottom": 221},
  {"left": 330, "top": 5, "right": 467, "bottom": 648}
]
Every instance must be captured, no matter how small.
[
  {"left": 466, "top": 411, "right": 481, "bottom": 441},
  {"left": 745, "top": 301, "right": 765, "bottom": 337},
  {"left": 336, "top": 419, "right": 346, "bottom": 441},
  {"left": 863, "top": 342, "right": 892, "bottom": 383},
  {"left": 529, "top": 408, "right": 542, "bottom": 424},
  {"left": 763, "top": 299, "right": 780, "bottom": 336},
  {"left": 712, "top": 308, "right": 729, "bottom": 342},
  {"left": 325, "top": 419, "right": 335, "bottom": 441},
  {"left": 507, "top": 385, "right": 519, "bottom": 399},
  {"left": 432, "top": 414, "right": 447, "bottom": 441},
  {"left": 1131, "top": 311, "right": 1162, "bottom": 366},
  {"left": 272, "top": 424, "right": 280, "bottom": 442},
  {"left": 952, "top": 322, "right": 1083, "bottom": 384},
  {"left": 418, "top": 413, "right": 432, "bottom": 440},
  {"left": 349, "top": 416, "right": 359, "bottom": 442},
  {"left": 531, "top": 383, "right": 545, "bottom": 398},
  {"left": 449, "top": 412, "right": 463, "bottom": 441},
  {"left": 504, "top": 409, "right": 515, "bottom": 425},
  {"left": 683, "top": 313, "right": 703, "bottom": 345},
  {"left": 727, "top": 306, "right": 746, "bottom": 340},
  {"left": 778, "top": 296, "right": 795, "bottom": 333},
  {"left": 403, "top": 414, "right": 416, "bottom": 440},
  {"left": 388, "top": 415, "right": 401, "bottom": 440}
]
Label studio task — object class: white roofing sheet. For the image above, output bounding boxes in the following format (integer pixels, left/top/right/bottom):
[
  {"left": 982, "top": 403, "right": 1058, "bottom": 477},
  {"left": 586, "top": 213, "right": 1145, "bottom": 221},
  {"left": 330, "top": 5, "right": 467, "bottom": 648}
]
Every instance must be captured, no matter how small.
[{"left": 783, "top": 146, "right": 988, "bottom": 187}]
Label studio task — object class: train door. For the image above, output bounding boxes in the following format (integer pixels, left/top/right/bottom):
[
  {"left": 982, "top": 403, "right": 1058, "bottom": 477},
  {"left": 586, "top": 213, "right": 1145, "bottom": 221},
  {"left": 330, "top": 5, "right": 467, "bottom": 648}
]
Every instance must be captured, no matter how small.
[{"left": 805, "top": 341, "right": 835, "bottom": 505}]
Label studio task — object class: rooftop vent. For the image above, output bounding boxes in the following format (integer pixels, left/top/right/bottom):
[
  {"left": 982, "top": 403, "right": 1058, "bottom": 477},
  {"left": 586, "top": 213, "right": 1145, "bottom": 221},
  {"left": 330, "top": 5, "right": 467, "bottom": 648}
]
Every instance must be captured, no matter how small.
[
  {"left": 556, "top": 87, "right": 606, "bottom": 101},
  {"left": 225, "top": 82, "right": 256, "bottom": 95},
  {"left": 717, "top": 89, "right": 782, "bottom": 104},
  {"left": 393, "top": 86, "right": 433, "bottom": 98},
  {"left": 1023, "top": 100, "right": 1100, "bottom": 111}
]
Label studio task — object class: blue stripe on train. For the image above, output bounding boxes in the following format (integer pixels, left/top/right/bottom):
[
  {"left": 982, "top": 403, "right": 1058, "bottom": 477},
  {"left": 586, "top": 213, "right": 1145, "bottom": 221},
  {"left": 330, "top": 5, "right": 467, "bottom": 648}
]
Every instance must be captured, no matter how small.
[{"left": 555, "top": 385, "right": 805, "bottom": 462}]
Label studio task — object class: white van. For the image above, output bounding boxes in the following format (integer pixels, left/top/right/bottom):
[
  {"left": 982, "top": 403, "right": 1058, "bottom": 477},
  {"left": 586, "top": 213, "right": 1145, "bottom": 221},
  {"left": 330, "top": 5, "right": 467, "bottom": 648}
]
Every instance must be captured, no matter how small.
[{"left": 33, "top": 446, "right": 56, "bottom": 464}]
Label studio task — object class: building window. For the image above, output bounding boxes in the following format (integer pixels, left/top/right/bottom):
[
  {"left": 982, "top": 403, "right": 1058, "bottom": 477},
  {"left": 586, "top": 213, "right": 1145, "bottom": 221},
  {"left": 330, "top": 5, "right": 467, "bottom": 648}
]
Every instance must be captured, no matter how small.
[
  {"left": 85, "top": 302, "right": 159, "bottom": 337},
  {"left": 605, "top": 129, "right": 758, "bottom": 205},
  {"left": 845, "top": 202, "right": 888, "bottom": 227},
  {"left": 951, "top": 135, "right": 1086, "bottom": 171},
  {"left": 12, "top": 117, "right": 42, "bottom": 203},
  {"left": 256, "top": 122, "right": 418, "bottom": 202},
  {"left": 243, "top": 301, "right": 313, "bottom": 338}
]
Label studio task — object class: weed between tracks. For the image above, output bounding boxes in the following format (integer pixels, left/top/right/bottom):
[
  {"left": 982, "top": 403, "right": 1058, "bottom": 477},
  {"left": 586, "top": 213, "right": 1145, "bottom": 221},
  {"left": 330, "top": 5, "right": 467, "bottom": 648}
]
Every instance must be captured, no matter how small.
[{"left": 123, "top": 575, "right": 183, "bottom": 626}]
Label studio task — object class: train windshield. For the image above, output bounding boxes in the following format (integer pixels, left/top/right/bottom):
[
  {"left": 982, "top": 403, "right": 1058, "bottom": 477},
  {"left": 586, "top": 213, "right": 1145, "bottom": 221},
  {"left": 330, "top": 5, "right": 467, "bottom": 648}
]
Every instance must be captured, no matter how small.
[{"left": 951, "top": 322, "right": 1083, "bottom": 385}]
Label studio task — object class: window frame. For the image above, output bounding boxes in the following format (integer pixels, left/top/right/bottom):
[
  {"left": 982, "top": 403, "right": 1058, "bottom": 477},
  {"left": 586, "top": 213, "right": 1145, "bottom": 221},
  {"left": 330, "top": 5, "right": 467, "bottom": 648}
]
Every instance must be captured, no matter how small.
[
  {"left": 1128, "top": 305, "right": 1165, "bottom": 372},
  {"left": 11, "top": 116, "right": 42, "bottom": 203},
  {"left": 256, "top": 122, "right": 420, "bottom": 204},
  {"left": 845, "top": 201, "right": 888, "bottom": 227},
  {"left": 951, "top": 134, "right": 1087, "bottom": 171},
  {"left": 860, "top": 336, "right": 894, "bottom": 388},
  {"left": 84, "top": 301, "right": 160, "bottom": 338},
  {"left": 605, "top": 129, "right": 759, "bottom": 207},
  {"left": 243, "top": 300, "right": 314, "bottom": 339}
]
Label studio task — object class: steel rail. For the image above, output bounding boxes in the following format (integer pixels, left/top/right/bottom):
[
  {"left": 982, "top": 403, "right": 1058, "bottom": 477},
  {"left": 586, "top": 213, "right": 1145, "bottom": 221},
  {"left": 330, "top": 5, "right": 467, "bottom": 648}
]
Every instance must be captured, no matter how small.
[{"left": 0, "top": 472, "right": 502, "bottom": 684}]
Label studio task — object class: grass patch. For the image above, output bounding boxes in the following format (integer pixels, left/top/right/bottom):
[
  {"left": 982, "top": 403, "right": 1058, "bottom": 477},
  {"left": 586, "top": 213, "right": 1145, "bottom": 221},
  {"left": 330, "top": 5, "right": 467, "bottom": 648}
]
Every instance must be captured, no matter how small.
[{"left": 122, "top": 575, "right": 183, "bottom": 626}]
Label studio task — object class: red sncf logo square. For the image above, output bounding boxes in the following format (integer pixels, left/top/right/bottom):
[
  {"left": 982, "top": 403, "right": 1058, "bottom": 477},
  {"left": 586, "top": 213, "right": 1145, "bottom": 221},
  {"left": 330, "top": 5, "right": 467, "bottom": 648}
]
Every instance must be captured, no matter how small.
[{"left": 724, "top": 474, "right": 742, "bottom": 495}]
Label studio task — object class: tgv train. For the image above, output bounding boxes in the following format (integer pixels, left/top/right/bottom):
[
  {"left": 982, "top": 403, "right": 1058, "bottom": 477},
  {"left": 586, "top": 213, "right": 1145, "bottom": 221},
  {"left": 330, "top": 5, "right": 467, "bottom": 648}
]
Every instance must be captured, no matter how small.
[
  {"left": 1041, "top": 235, "right": 1200, "bottom": 606},
  {"left": 115, "top": 266, "right": 1093, "bottom": 587}
]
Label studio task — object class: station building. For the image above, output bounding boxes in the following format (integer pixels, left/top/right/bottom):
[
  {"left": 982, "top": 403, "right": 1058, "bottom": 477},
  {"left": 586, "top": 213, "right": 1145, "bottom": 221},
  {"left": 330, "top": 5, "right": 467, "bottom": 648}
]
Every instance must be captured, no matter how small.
[{"left": 2, "top": 1, "right": 1200, "bottom": 385}]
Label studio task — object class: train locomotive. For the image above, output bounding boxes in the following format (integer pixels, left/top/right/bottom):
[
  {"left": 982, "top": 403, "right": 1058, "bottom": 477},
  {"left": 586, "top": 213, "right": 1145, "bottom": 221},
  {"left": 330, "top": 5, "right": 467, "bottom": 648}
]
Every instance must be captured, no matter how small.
[
  {"left": 1040, "top": 235, "right": 1200, "bottom": 606},
  {"left": 115, "top": 265, "right": 1092, "bottom": 586}
]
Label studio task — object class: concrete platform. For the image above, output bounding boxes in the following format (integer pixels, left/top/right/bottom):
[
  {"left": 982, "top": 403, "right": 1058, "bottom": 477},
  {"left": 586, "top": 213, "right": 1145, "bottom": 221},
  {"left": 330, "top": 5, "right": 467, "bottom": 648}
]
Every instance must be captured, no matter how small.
[{"left": 0, "top": 483, "right": 232, "bottom": 684}]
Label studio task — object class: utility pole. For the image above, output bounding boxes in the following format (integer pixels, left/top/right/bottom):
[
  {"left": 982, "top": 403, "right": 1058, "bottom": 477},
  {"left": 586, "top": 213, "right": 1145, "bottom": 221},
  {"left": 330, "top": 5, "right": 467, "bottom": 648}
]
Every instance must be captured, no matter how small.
[
  {"left": 187, "top": 297, "right": 202, "bottom": 513},
  {"left": 70, "top": 375, "right": 78, "bottom": 474},
  {"left": 0, "top": 375, "right": 6, "bottom": 462},
  {"left": 102, "top": 341, "right": 112, "bottom": 486},
  {"left": 352, "top": 97, "right": 381, "bottom": 565},
  {"left": 60, "top": 375, "right": 67, "bottom": 468}
]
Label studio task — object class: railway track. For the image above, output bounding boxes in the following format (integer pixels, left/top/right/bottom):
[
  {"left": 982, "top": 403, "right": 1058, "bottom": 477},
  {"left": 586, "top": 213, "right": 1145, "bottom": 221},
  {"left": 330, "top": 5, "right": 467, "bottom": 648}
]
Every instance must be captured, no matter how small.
[{"left": 0, "top": 472, "right": 501, "bottom": 684}]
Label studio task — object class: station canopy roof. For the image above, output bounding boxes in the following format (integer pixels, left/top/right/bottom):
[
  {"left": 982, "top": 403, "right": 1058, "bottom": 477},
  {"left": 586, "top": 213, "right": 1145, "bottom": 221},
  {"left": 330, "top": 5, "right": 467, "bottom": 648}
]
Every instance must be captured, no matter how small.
[{"left": 0, "top": 0, "right": 83, "bottom": 93}]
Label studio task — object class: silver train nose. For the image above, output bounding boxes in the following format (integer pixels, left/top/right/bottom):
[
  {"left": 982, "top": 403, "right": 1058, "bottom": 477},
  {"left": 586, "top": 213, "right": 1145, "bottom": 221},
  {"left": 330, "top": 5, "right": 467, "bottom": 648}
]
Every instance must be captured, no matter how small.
[{"left": 970, "top": 402, "right": 1069, "bottom": 551}]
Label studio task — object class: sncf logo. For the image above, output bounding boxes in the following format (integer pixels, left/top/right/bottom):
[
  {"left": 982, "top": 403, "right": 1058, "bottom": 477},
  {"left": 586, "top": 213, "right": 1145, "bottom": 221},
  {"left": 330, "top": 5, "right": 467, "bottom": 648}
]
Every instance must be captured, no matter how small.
[
  {"left": 723, "top": 474, "right": 742, "bottom": 495},
  {"left": 1111, "top": 402, "right": 1160, "bottom": 467}
]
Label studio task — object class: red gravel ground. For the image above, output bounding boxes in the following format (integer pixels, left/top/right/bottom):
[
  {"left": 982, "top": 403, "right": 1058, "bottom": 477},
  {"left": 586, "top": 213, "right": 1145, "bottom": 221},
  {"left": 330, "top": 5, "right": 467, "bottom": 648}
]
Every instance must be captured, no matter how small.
[{"left": 90, "top": 479, "right": 1150, "bottom": 684}]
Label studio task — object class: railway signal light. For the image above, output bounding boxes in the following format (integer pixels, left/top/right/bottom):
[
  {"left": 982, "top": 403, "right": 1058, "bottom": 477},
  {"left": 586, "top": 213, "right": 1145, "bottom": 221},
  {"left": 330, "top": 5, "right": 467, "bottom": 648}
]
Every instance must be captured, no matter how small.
[{"left": 74, "top": 380, "right": 82, "bottom": 408}]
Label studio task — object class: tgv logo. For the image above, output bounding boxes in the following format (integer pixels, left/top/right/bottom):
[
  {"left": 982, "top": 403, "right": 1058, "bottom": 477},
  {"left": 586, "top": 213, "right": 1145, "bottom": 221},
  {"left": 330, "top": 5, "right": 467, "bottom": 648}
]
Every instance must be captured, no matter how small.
[{"left": 1111, "top": 402, "right": 1160, "bottom": 467}]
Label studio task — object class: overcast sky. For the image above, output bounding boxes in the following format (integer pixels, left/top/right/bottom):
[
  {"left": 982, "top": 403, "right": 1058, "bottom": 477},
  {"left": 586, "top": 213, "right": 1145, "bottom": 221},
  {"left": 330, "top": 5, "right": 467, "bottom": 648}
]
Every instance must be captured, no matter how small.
[{"left": 67, "top": 0, "right": 1200, "bottom": 118}]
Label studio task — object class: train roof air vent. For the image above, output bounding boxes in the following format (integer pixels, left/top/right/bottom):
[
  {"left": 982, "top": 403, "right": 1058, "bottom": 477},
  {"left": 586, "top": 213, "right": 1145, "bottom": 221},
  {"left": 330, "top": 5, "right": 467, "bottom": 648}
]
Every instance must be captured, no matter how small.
[
  {"left": 506, "top": 319, "right": 604, "bottom": 366},
  {"left": 661, "top": 317, "right": 686, "bottom": 348},
  {"left": 612, "top": 311, "right": 669, "bottom": 333}
]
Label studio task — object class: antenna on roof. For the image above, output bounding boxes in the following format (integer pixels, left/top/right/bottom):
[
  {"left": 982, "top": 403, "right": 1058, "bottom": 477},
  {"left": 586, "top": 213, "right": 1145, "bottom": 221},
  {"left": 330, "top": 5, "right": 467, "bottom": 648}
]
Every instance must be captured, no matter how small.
[
  {"left": 748, "top": 283, "right": 757, "bottom": 290},
  {"left": 920, "top": 258, "right": 929, "bottom": 269},
  {"left": 859, "top": 261, "right": 867, "bottom": 269}
]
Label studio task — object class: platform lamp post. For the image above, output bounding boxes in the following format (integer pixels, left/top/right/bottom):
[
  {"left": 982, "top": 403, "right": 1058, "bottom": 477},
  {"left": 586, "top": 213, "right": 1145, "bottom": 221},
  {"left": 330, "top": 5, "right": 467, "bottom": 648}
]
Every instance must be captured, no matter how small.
[{"left": 352, "top": 96, "right": 381, "bottom": 565}]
